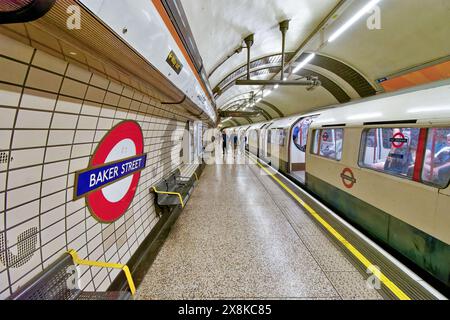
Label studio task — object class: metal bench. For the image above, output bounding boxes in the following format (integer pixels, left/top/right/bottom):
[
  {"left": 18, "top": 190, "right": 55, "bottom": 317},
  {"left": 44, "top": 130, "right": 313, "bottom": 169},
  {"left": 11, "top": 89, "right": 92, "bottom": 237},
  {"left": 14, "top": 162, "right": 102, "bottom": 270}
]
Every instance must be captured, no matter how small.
[
  {"left": 152, "top": 168, "right": 196, "bottom": 208},
  {"left": 9, "top": 250, "right": 135, "bottom": 300}
]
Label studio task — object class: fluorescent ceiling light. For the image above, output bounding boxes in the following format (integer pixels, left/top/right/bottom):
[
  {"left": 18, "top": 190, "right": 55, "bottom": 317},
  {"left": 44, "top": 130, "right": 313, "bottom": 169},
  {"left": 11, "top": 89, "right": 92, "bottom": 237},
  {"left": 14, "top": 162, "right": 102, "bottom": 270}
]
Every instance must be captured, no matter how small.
[
  {"left": 220, "top": 117, "right": 231, "bottom": 123},
  {"left": 293, "top": 53, "right": 316, "bottom": 73},
  {"left": 256, "top": 98, "right": 262, "bottom": 103},
  {"left": 263, "top": 90, "right": 272, "bottom": 97},
  {"left": 329, "top": 0, "right": 382, "bottom": 43},
  {"left": 274, "top": 84, "right": 279, "bottom": 90}
]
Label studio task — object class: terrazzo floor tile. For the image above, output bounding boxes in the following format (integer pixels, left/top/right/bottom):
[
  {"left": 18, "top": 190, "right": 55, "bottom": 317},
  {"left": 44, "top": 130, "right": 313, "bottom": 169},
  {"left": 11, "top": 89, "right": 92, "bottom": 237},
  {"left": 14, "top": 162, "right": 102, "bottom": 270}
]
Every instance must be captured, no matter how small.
[
  {"left": 138, "top": 162, "right": 386, "bottom": 300},
  {"left": 326, "top": 272, "right": 384, "bottom": 300}
]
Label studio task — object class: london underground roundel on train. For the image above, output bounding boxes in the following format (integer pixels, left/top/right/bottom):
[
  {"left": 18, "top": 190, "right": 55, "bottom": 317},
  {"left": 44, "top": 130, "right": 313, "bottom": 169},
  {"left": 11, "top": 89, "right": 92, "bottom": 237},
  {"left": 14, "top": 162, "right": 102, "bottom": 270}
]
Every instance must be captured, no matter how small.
[{"left": 74, "top": 121, "right": 146, "bottom": 223}]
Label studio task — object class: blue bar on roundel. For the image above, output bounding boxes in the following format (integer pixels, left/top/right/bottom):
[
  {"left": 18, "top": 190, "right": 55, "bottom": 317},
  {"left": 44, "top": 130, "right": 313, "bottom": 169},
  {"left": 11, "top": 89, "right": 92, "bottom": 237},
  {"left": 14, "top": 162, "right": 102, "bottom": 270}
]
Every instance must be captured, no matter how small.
[{"left": 75, "top": 154, "right": 147, "bottom": 199}]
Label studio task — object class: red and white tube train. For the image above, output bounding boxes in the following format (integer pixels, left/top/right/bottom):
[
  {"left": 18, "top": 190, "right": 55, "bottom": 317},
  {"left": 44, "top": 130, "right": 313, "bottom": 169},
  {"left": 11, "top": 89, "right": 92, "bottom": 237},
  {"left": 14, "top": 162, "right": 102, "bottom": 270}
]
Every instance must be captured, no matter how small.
[{"left": 225, "top": 81, "right": 450, "bottom": 288}]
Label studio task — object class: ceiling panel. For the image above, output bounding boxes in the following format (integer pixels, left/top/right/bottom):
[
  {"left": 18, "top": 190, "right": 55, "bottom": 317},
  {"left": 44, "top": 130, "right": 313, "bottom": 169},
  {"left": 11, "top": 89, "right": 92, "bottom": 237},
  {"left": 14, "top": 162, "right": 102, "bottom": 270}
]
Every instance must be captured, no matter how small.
[
  {"left": 180, "top": 0, "right": 340, "bottom": 87},
  {"left": 180, "top": 0, "right": 450, "bottom": 126}
]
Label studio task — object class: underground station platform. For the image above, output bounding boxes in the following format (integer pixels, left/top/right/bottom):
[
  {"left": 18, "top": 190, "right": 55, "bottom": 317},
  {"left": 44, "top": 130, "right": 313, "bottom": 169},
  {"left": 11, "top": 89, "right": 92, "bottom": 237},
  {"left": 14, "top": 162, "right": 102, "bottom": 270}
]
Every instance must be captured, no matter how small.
[{"left": 0, "top": 0, "right": 449, "bottom": 314}]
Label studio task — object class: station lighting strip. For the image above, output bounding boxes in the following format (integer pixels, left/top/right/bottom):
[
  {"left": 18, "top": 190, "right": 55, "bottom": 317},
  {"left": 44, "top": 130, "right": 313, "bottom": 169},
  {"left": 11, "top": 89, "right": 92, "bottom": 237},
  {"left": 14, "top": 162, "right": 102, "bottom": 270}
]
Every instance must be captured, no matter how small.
[{"left": 328, "top": 0, "right": 382, "bottom": 43}]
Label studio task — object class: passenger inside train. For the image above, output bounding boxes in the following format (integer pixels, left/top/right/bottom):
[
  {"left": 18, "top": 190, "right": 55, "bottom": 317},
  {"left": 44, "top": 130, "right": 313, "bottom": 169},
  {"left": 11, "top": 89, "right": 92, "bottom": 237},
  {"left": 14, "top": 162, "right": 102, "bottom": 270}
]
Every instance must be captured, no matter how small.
[
  {"left": 312, "top": 128, "right": 344, "bottom": 161},
  {"left": 424, "top": 130, "right": 450, "bottom": 186}
]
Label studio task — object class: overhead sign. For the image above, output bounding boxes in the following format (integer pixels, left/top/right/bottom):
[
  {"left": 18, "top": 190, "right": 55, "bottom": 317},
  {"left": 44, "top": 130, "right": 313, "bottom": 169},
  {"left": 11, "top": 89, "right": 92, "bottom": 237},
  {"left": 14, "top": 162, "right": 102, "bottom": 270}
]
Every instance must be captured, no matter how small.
[
  {"left": 74, "top": 121, "right": 146, "bottom": 223},
  {"left": 166, "top": 50, "right": 183, "bottom": 75},
  {"left": 340, "top": 168, "right": 356, "bottom": 189}
]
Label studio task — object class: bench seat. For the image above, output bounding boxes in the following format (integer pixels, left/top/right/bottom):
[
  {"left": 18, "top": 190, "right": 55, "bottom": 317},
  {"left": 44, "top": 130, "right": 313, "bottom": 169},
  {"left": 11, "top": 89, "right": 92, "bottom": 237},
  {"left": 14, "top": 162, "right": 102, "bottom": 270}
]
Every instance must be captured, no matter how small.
[{"left": 152, "top": 168, "right": 196, "bottom": 208}]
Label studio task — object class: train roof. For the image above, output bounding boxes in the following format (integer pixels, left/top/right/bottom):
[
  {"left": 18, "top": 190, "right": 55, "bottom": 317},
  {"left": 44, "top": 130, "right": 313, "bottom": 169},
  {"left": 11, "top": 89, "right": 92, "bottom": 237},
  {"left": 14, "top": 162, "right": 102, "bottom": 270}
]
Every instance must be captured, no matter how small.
[
  {"left": 311, "top": 81, "right": 450, "bottom": 128},
  {"left": 267, "top": 111, "right": 322, "bottom": 129},
  {"left": 226, "top": 80, "right": 450, "bottom": 131}
]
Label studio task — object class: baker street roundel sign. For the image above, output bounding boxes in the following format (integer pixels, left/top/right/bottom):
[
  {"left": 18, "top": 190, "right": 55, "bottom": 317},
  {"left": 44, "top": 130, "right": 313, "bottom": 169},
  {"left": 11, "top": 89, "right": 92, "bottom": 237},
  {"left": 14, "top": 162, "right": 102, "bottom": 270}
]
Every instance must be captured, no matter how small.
[{"left": 74, "top": 121, "right": 146, "bottom": 223}]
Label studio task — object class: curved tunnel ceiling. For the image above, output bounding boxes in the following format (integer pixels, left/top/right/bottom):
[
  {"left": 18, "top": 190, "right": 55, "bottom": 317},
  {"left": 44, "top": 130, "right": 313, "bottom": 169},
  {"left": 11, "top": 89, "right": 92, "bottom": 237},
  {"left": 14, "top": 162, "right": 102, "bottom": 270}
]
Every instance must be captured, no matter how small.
[{"left": 180, "top": 0, "right": 450, "bottom": 127}]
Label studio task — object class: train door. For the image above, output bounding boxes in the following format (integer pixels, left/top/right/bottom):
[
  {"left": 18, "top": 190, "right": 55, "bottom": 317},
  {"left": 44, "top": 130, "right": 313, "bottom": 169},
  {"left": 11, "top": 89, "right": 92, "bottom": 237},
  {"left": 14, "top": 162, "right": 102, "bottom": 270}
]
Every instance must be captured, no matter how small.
[
  {"left": 266, "top": 128, "right": 276, "bottom": 169},
  {"left": 182, "top": 121, "right": 194, "bottom": 164},
  {"left": 290, "top": 116, "right": 317, "bottom": 183},
  {"left": 245, "top": 128, "right": 250, "bottom": 151},
  {"left": 248, "top": 127, "right": 259, "bottom": 157},
  {"left": 259, "top": 126, "right": 265, "bottom": 158},
  {"left": 193, "top": 121, "right": 203, "bottom": 164},
  {"left": 270, "top": 128, "right": 285, "bottom": 171},
  {"left": 259, "top": 124, "right": 270, "bottom": 162},
  {"left": 237, "top": 128, "right": 245, "bottom": 154}
]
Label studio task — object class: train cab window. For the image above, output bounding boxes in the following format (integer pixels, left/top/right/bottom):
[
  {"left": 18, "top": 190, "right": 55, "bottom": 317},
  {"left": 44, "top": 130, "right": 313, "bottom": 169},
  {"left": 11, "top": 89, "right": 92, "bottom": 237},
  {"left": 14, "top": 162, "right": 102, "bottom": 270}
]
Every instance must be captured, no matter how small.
[
  {"left": 422, "top": 128, "right": 450, "bottom": 188},
  {"left": 312, "top": 128, "right": 344, "bottom": 161},
  {"left": 360, "top": 128, "right": 420, "bottom": 179}
]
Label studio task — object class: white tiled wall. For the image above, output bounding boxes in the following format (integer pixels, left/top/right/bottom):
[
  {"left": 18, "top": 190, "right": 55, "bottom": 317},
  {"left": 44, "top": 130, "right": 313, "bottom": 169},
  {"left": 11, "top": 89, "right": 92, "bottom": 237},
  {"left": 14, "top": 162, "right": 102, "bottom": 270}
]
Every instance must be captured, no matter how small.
[{"left": 0, "top": 30, "right": 195, "bottom": 298}]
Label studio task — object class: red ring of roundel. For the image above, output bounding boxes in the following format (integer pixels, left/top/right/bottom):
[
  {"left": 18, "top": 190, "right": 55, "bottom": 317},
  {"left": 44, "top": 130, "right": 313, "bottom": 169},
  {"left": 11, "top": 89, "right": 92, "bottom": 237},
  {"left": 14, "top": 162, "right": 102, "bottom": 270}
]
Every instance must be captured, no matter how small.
[
  {"left": 392, "top": 132, "right": 406, "bottom": 149},
  {"left": 341, "top": 168, "right": 356, "bottom": 189},
  {"left": 87, "top": 121, "right": 144, "bottom": 223}
]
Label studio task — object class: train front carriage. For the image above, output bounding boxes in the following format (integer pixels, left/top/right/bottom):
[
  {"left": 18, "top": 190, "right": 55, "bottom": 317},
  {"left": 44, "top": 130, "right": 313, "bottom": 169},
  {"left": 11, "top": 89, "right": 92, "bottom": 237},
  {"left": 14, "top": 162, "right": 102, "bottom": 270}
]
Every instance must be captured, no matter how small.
[{"left": 306, "top": 83, "right": 450, "bottom": 288}]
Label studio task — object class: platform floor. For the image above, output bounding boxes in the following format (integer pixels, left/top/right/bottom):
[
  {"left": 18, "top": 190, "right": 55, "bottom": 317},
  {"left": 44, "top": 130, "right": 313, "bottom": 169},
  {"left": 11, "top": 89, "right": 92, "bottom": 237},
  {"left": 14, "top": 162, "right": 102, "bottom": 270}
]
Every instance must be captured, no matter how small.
[{"left": 138, "top": 159, "right": 383, "bottom": 300}]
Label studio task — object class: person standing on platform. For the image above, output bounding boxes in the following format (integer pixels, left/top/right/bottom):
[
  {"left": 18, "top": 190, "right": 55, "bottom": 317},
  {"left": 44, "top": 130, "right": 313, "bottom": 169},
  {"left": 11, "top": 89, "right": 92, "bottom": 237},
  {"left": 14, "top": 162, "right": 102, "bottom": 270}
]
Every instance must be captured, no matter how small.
[{"left": 222, "top": 132, "right": 227, "bottom": 155}]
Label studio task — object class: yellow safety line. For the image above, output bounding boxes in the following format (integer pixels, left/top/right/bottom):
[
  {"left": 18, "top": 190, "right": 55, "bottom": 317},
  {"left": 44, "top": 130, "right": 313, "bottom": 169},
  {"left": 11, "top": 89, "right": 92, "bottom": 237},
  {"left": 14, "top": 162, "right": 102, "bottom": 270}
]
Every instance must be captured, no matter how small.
[
  {"left": 250, "top": 156, "right": 411, "bottom": 300},
  {"left": 151, "top": 187, "right": 185, "bottom": 208},
  {"left": 67, "top": 249, "right": 136, "bottom": 296},
  {"left": 194, "top": 172, "right": 199, "bottom": 181}
]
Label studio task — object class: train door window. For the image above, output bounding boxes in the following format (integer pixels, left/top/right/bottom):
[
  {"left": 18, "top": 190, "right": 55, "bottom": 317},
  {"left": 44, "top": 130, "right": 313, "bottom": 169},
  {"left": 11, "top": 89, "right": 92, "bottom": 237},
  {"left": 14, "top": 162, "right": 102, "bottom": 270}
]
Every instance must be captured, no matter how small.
[
  {"left": 293, "top": 117, "right": 316, "bottom": 152},
  {"left": 195, "top": 122, "right": 203, "bottom": 157},
  {"left": 422, "top": 128, "right": 450, "bottom": 188},
  {"left": 311, "top": 128, "right": 344, "bottom": 161},
  {"left": 360, "top": 128, "right": 420, "bottom": 179},
  {"left": 279, "top": 129, "right": 287, "bottom": 146}
]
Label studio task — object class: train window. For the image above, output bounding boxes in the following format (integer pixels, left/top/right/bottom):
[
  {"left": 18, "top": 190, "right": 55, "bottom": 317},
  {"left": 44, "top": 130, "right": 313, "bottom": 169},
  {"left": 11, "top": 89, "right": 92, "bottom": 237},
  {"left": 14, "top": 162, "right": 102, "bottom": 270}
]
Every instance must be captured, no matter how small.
[
  {"left": 277, "top": 129, "right": 287, "bottom": 146},
  {"left": 267, "top": 130, "right": 272, "bottom": 144},
  {"left": 311, "top": 128, "right": 344, "bottom": 161},
  {"left": 422, "top": 128, "right": 450, "bottom": 188},
  {"left": 360, "top": 128, "right": 420, "bottom": 179},
  {"left": 293, "top": 117, "right": 316, "bottom": 152}
]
